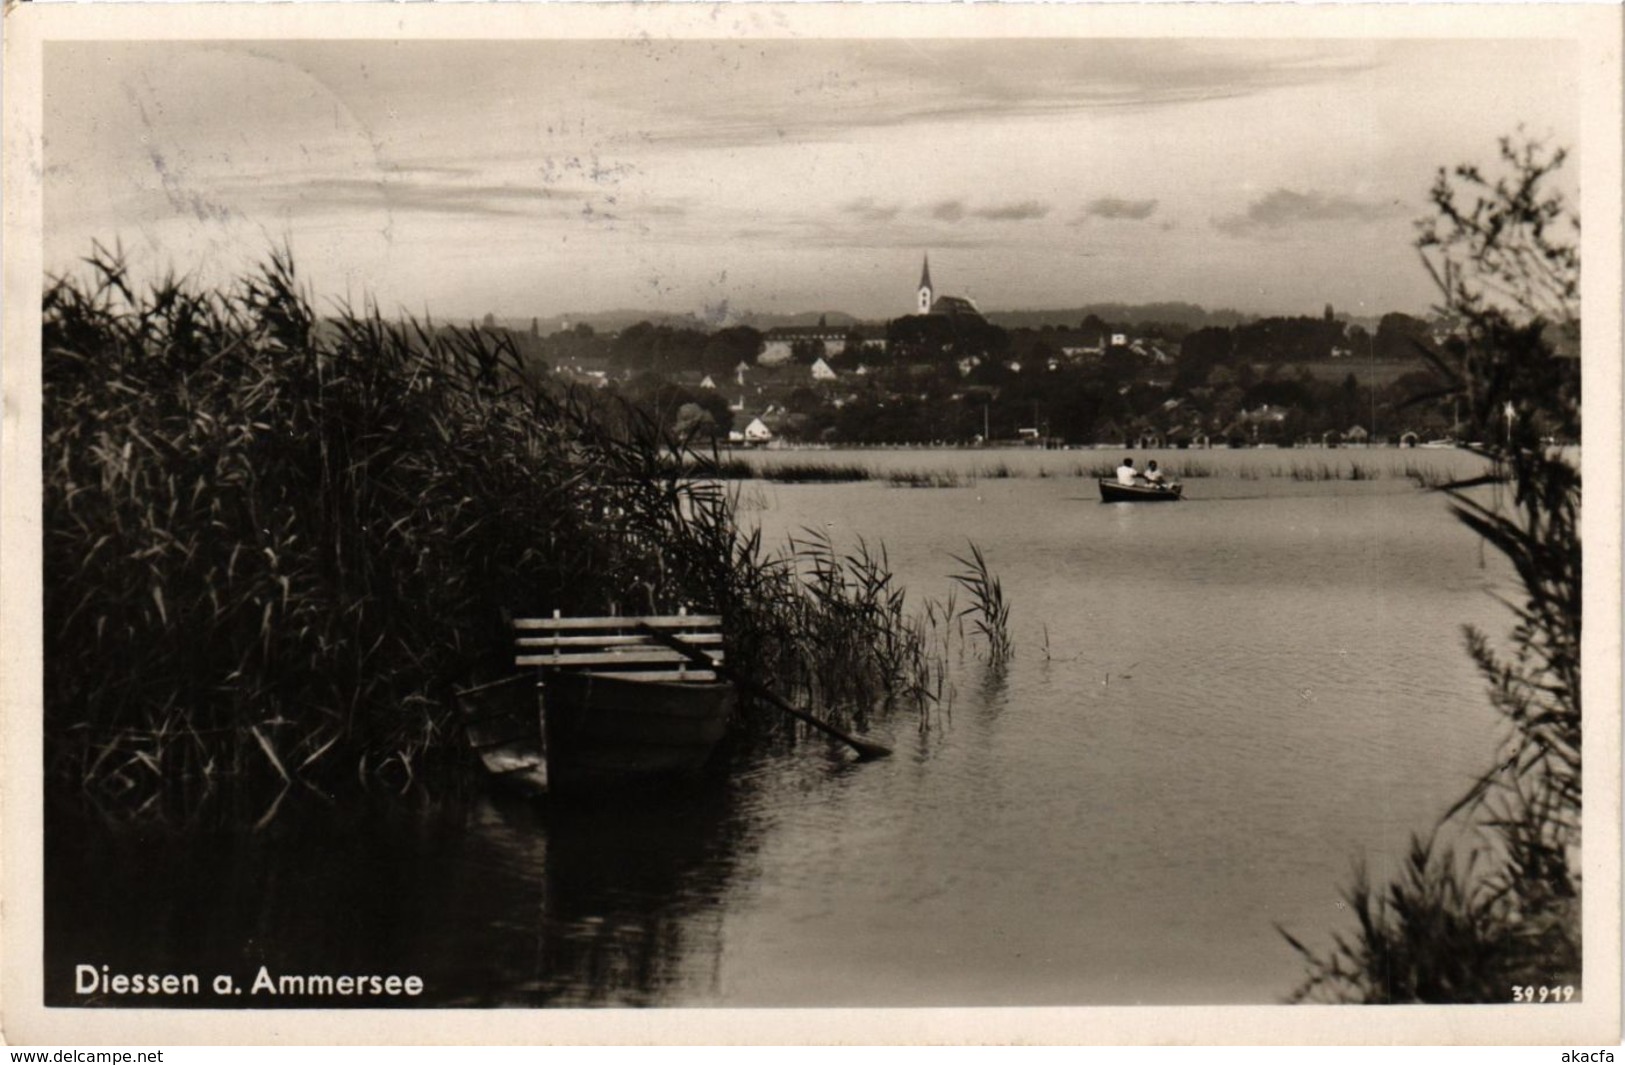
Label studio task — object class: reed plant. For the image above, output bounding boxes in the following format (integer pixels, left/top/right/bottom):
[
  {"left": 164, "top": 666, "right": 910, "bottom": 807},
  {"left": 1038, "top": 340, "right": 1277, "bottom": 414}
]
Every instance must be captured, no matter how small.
[
  {"left": 949, "top": 542, "right": 1013, "bottom": 665},
  {"left": 886, "top": 469, "right": 966, "bottom": 489},
  {"left": 680, "top": 456, "right": 755, "bottom": 480},
  {"left": 1281, "top": 461, "right": 1381, "bottom": 482},
  {"left": 707, "top": 528, "right": 944, "bottom": 737},
  {"left": 759, "top": 462, "right": 873, "bottom": 484}
]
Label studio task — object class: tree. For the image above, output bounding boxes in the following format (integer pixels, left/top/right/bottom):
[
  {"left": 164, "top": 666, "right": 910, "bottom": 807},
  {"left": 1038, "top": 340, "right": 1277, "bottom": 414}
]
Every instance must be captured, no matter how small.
[
  {"left": 703, "top": 325, "right": 763, "bottom": 375},
  {"left": 1285, "top": 136, "right": 1582, "bottom": 1003},
  {"left": 672, "top": 402, "right": 719, "bottom": 441},
  {"left": 1374, "top": 311, "right": 1433, "bottom": 361}
]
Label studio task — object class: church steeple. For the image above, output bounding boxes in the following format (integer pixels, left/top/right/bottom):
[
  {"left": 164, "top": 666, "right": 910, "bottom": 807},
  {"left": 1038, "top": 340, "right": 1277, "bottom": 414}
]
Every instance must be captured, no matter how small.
[{"left": 917, "top": 254, "right": 934, "bottom": 315}]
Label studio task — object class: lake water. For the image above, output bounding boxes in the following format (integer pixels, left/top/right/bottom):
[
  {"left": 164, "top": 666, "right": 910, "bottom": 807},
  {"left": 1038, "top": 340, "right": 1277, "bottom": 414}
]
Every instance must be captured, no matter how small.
[{"left": 47, "top": 447, "right": 1518, "bottom": 1007}]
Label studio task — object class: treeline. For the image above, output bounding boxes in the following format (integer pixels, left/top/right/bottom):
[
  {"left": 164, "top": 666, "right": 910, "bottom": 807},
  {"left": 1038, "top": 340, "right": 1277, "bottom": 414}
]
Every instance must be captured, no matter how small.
[
  {"left": 464, "top": 320, "right": 767, "bottom": 380},
  {"left": 987, "top": 301, "right": 1249, "bottom": 332},
  {"left": 763, "top": 355, "right": 1443, "bottom": 448},
  {"left": 1176, "top": 312, "right": 1434, "bottom": 387},
  {"left": 452, "top": 305, "right": 1456, "bottom": 448}
]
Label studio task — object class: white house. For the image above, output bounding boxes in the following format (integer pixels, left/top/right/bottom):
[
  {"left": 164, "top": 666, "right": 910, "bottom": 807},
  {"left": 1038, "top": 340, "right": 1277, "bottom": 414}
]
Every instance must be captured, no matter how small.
[
  {"left": 744, "top": 417, "right": 774, "bottom": 445},
  {"left": 810, "top": 357, "right": 838, "bottom": 382}
]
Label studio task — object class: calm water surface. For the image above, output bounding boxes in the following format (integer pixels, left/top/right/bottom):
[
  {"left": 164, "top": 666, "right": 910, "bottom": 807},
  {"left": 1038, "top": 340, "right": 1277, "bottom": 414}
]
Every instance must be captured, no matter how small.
[{"left": 48, "top": 448, "right": 1517, "bottom": 1006}]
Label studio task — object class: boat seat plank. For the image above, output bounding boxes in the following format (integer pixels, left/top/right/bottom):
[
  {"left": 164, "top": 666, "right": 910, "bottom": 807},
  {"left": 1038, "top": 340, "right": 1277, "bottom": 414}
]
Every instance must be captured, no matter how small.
[
  {"left": 510, "top": 612, "right": 724, "bottom": 691},
  {"left": 514, "top": 614, "right": 721, "bottom": 632},
  {"left": 516, "top": 633, "right": 723, "bottom": 649},
  {"left": 515, "top": 649, "right": 724, "bottom": 669}
]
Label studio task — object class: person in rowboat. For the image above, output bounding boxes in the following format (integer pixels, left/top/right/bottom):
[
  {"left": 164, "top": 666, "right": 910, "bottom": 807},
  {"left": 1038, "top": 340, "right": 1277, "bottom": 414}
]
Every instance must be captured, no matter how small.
[
  {"left": 1114, "top": 457, "right": 1142, "bottom": 486},
  {"left": 1142, "top": 460, "right": 1168, "bottom": 488}
]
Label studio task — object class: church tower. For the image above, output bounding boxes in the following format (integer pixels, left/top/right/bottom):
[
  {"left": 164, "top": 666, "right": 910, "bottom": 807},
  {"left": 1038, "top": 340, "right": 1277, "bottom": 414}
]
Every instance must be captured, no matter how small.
[{"left": 917, "top": 255, "right": 934, "bottom": 315}]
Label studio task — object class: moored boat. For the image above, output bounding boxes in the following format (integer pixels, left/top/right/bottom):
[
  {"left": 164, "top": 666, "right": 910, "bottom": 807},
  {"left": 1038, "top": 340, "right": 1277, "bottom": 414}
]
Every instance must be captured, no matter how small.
[
  {"left": 541, "top": 669, "right": 734, "bottom": 793},
  {"left": 460, "top": 613, "right": 735, "bottom": 795},
  {"left": 1098, "top": 478, "right": 1183, "bottom": 502}
]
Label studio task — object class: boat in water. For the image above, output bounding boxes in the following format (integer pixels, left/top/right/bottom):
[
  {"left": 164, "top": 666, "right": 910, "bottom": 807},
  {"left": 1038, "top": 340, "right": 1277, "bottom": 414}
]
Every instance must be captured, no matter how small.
[
  {"left": 460, "top": 614, "right": 735, "bottom": 795},
  {"left": 1098, "top": 478, "right": 1183, "bottom": 503}
]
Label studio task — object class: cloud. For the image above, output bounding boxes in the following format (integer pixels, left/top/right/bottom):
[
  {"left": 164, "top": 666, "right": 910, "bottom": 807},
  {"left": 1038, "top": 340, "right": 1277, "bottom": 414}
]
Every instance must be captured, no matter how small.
[
  {"left": 842, "top": 197, "right": 902, "bottom": 223},
  {"left": 972, "top": 200, "right": 1051, "bottom": 221},
  {"left": 252, "top": 177, "right": 562, "bottom": 219},
  {"left": 728, "top": 217, "right": 1000, "bottom": 252},
  {"left": 234, "top": 176, "right": 693, "bottom": 226},
  {"left": 1081, "top": 197, "right": 1160, "bottom": 222},
  {"left": 925, "top": 198, "right": 1051, "bottom": 223},
  {"left": 625, "top": 41, "right": 1382, "bottom": 154},
  {"left": 1214, "top": 188, "right": 1403, "bottom": 236}
]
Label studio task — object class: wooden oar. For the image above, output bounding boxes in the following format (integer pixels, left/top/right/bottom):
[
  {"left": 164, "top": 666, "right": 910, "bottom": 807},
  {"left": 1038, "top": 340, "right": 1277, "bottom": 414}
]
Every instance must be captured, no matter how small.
[{"left": 638, "top": 624, "right": 893, "bottom": 761}]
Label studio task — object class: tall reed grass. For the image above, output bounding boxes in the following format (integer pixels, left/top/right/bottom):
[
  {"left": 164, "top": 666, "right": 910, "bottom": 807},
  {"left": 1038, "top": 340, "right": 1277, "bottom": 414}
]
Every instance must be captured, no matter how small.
[
  {"left": 949, "top": 542, "right": 1013, "bottom": 665},
  {"left": 42, "top": 246, "right": 984, "bottom": 805},
  {"left": 760, "top": 463, "right": 873, "bottom": 484},
  {"left": 1284, "top": 461, "right": 1382, "bottom": 482},
  {"left": 886, "top": 469, "right": 967, "bottom": 489}
]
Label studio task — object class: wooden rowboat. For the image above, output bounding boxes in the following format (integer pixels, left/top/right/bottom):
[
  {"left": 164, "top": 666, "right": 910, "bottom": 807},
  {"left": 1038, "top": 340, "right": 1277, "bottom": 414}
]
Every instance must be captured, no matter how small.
[
  {"left": 540, "top": 669, "right": 734, "bottom": 792},
  {"left": 460, "top": 613, "right": 735, "bottom": 796},
  {"left": 1098, "top": 478, "right": 1183, "bottom": 502}
]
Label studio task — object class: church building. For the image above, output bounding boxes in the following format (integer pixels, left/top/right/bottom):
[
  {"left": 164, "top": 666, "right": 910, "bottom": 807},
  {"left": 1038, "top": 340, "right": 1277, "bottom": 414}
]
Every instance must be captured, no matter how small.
[{"left": 914, "top": 255, "right": 985, "bottom": 322}]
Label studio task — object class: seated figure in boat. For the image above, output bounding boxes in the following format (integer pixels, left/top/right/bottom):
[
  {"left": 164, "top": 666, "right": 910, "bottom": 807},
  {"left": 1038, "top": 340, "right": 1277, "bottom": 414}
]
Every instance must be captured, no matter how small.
[
  {"left": 1142, "top": 460, "right": 1168, "bottom": 488},
  {"left": 1115, "top": 457, "right": 1142, "bottom": 486}
]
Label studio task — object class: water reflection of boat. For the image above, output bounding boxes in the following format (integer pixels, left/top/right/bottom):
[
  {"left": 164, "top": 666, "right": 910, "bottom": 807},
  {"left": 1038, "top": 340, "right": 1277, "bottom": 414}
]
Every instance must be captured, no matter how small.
[
  {"left": 1098, "top": 479, "right": 1183, "bottom": 502},
  {"left": 461, "top": 614, "right": 735, "bottom": 795}
]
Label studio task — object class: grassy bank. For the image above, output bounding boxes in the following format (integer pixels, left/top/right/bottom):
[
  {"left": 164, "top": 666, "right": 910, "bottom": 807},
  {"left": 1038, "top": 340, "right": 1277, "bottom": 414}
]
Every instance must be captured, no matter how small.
[{"left": 43, "top": 248, "right": 1000, "bottom": 808}]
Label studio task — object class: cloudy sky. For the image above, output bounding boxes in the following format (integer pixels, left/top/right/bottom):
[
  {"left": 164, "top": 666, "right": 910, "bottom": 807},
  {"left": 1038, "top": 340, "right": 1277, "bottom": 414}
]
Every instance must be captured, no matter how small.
[{"left": 44, "top": 37, "right": 1578, "bottom": 322}]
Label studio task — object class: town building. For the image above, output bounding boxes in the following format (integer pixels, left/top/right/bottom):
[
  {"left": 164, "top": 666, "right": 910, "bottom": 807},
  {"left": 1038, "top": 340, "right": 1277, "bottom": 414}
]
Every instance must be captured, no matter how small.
[
  {"left": 914, "top": 254, "right": 986, "bottom": 323},
  {"left": 760, "top": 320, "right": 849, "bottom": 365}
]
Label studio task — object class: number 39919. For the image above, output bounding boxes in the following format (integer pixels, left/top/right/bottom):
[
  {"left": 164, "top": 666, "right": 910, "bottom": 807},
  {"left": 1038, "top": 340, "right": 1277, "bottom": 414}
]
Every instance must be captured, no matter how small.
[{"left": 1512, "top": 985, "right": 1575, "bottom": 1002}]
